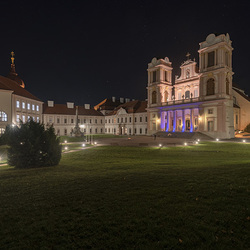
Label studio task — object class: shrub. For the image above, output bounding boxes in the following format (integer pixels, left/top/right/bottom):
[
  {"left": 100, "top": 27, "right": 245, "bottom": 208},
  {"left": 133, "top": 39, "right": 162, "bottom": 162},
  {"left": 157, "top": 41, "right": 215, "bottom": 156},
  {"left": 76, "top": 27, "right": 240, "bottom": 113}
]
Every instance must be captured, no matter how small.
[
  {"left": 4, "top": 120, "right": 61, "bottom": 168},
  {"left": 244, "top": 123, "right": 250, "bottom": 133}
]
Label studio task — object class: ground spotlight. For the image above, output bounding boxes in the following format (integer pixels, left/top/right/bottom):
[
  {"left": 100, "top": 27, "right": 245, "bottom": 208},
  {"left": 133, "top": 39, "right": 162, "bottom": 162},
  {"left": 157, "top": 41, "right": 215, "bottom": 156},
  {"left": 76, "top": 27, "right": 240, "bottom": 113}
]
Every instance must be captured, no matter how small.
[
  {"left": 242, "top": 140, "right": 246, "bottom": 143},
  {"left": 216, "top": 138, "right": 219, "bottom": 142},
  {"left": 159, "top": 144, "right": 162, "bottom": 147},
  {"left": 195, "top": 141, "right": 198, "bottom": 144},
  {"left": 197, "top": 139, "right": 200, "bottom": 142},
  {"left": 94, "top": 142, "right": 97, "bottom": 145},
  {"left": 82, "top": 143, "right": 86, "bottom": 147},
  {"left": 64, "top": 146, "right": 68, "bottom": 150},
  {"left": 184, "top": 142, "right": 187, "bottom": 146},
  {"left": 64, "top": 140, "right": 67, "bottom": 144}
]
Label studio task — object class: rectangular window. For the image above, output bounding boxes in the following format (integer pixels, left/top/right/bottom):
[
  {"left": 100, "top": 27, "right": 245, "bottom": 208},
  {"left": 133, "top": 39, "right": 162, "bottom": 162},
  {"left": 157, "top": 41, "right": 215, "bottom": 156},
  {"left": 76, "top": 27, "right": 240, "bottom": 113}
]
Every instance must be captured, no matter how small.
[
  {"left": 27, "top": 103, "right": 30, "bottom": 110},
  {"left": 140, "top": 117, "right": 142, "bottom": 122},
  {"left": 27, "top": 115, "right": 30, "bottom": 120},
  {"left": 129, "top": 117, "right": 132, "bottom": 123},
  {"left": 145, "top": 117, "right": 147, "bottom": 122},
  {"left": 145, "top": 128, "right": 147, "bottom": 134},
  {"left": 140, "top": 128, "right": 142, "bottom": 134},
  {"left": 134, "top": 128, "right": 137, "bottom": 134},
  {"left": 90, "top": 119, "right": 92, "bottom": 123},
  {"left": 101, "top": 119, "right": 102, "bottom": 124},
  {"left": 125, "top": 117, "right": 127, "bottom": 123},
  {"left": 57, "top": 129, "right": 60, "bottom": 135},
  {"left": 36, "top": 105, "right": 39, "bottom": 112},
  {"left": 135, "top": 117, "right": 137, "bottom": 122},
  {"left": 16, "top": 114, "right": 20, "bottom": 122},
  {"left": 16, "top": 101, "right": 20, "bottom": 108},
  {"left": 22, "top": 102, "right": 25, "bottom": 109},
  {"left": 32, "top": 104, "right": 35, "bottom": 111},
  {"left": 84, "top": 119, "right": 86, "bottom": 123},
  {"left": 95, "top": 119, "right": 97, "bottom": 124},
  {"left": 64, "top": 118, "right": 67, "bottom": 124},
  {"left": 22, "top": 115, "right": 25, "bottom": 122},
  {"left": 64, "top": 129, "right": 67, "bottom": 135},
  {"left": 165, "top": 71, "right": 168, "bottom": 81},
  {"left": 121, "top": 118, "right": 123, "bottom": 123},
  {"left": 208, "top": 121, "right": 214, "bottom": 131},
  {"left": 95, "top": 128, "right": 98, "bottom": 133},
  {"left": 71, "top": 119, "right": 74, "bottom": 123},
  {"left": 207, "top": 51, "right": 215, "bottom": 67},
  {"left": 194, "top": 89, "right": 198, "bottom": 98},
  {"left": 152, "top": 71, "right": 156, "bottom": 82},
  {"left": 57, "top": 118, "right": 60, "bottom": 123},
  {"left": 208, "top": 109, "right": 213, "bottom": 114},
  {"left": 37, "top": 117, "right": 39, "bottom": 122},
  {"left": 236, "top": 115, "right": 238, "bottom": 125},
  {"left": 49, "top": 117, "right": 52, "bottom": 123},
  {"left": 101, "top": 128, "right": 103, "bottom": 133},
  {"left": 118, "top": 118, "right": 119, "bottom": 123}
]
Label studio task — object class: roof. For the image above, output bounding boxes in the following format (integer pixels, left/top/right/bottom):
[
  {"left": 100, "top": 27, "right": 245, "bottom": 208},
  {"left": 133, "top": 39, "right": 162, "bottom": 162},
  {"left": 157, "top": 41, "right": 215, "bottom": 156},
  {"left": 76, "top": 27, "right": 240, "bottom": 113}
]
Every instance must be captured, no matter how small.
[
  {"left": 43, "top": 104, "right": 104, "bottom": 116},
  {"left": 233, "top": 86, "right": 250, "bottom": 102},
  {"left": 0, "top": 75, "right": 41, "bottom": 102},
  {"left": 94, "top": 98, "right": 122, "bottom": 111},
  {"left": 107, "top": 100, "right": 147, "bottom": 115}
]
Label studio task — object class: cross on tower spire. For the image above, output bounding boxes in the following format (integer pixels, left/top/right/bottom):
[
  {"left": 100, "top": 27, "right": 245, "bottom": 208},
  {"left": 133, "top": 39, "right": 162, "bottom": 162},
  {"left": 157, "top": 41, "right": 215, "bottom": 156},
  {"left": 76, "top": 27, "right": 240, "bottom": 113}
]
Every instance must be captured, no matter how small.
[
  {"left": 186, "top": 52, "right": 191, "bottom": 60},
  {"left": 11, "top": 51, "right": 15, "bottom": 65}
]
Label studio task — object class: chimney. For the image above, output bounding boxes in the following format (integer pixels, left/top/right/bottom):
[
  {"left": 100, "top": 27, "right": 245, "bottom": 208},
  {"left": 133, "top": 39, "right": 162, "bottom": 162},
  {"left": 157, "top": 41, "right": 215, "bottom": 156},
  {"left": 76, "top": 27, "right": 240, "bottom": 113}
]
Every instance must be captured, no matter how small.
[
  {"left": 48, "top": 100, "right": 54, "bottom": 107},
  {"left": 120, "top": 97, "right": 124, "bottom": 103},
  {"left": 67, "top": 102, "right": 74, "bottom": 108},
  {"left": 125, "top": 98, "right": 130, "bottom": 103},
  {"left": 112, "top": 96, "right": 116, "bottom": 102},
  {"left": 84, "top": 104, "right": 90, "bottom": 109}
]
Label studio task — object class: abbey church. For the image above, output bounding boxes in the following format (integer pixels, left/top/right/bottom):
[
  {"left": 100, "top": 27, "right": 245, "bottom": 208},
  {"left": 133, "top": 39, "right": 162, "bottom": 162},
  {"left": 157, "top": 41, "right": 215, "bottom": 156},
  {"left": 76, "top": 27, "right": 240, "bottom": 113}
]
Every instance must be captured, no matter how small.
[{"left": 1, "top": 33, "right": 250, "bottom": 139}]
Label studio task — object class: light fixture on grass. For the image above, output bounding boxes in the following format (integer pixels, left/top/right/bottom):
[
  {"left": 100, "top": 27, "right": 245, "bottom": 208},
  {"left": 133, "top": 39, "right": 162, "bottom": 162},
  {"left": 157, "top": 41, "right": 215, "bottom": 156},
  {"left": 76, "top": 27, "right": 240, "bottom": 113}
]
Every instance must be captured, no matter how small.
[
  {"left": 64, "top": 146, "right": 68, "bottom": 150},
  {"left": 216, "top": 138, "right": 219, "bottom": 142},
  {"left": 64, "top": 140, "right": 67, "bottom": 144},
  {"left": 159, "top": 144, "right": 162, "bottom": 147},
  {"left": 82, "top": 143, "right": 86, "bottom": 147},
  {"left": 242, "top": 140, "right": 246, "bottom": 143},
  {"left": 184, "top": 142, "right": 187, "bottom": 146}
]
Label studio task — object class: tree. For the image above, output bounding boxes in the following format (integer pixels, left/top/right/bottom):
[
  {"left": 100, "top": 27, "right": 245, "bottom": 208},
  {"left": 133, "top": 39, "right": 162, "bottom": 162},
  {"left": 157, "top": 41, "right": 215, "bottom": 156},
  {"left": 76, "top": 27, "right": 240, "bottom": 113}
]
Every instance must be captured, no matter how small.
[{"left": 4, "top": 120, "right": 61, "bottom": 168}]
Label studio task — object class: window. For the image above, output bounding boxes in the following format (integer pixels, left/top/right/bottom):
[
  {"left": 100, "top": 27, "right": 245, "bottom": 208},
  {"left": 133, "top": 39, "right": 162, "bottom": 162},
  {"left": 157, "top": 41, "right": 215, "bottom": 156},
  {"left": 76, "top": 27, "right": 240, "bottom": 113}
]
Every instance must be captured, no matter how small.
[
  {"left": 121, "top": 118, "right": 123, "bottom": 123},
  {"left": 118, "top": 118, "right": 119, "bottom": 123},
  {"left": 37, "top": 117, "right": 39, "bottom": 123},
  {"left": 22, "top": 102, "right": 25, "bottom": 109},
  {"left": 36, "top": 105, "right": 39, "bottom": 112},
  {"left": 64, "top": 118, "right": 67, "bottom": 124},
  {"left": 207, "top": 121, "right": 214, "bottom": 131},
  {"left": 0, "top": 111, "right": 7, "bottom": 122},
  {"left": 152, "top": 91, "right": 157, "bottom": 104},
  {"left": 140, "top": 117, "right": 142, "bottom": 122},
  {"left": 129, "top": 128, "right": 131, "bottom": 134},
  {"left": 178, "top": 92, "right": 182, "bottom": 100},
  {"left": 16, "top": 101, "right": 20, "bottom": 108},
  {"left": 185, "top": 90, "right": 190, "bottom": 99},
  {"left": 225, "top": 51, "right": 229, "bottom": 66},
  {"left": 84, "top": 119, "right": 86, "bottom": 123},
  {"left": 129, "top": 117, "right": 132, "bottom": 123},
  {"left": 22, "top": 115, "right": 25, "bottom": 122},
  {"left": 95, "top": 119, "right": 97, "bottom": 124},
  {"left": 194, "top": 89, "right": 198, "bottom": 98},
  {"left": 32, "top": 104, "right": 35, "bottom": 111},
  {"left": 90, "top": 128, "right": 92, "bottom": 133},
  {"left": 207, "top": 51, "right": 215, "bottom": 67},
  {"left": 135, "top": 117, "right": 137, "bottom": 122},
  {"left": 27, "top": 115, "right": 30, "bottom": 120},
  {"left": 165, "top": 71, "right": 168, "bottom": 81},
  {"left": 71, "top": 119, "right": 74, "bottom": 123},
  {"left": 152, "top": 71, "right": 156, "bottom": 82},
  {"left": 95, "top": 128, "right": 97, "bottom": 133},
  {"left": 125, "top": 117, "right": 127, "bottom": 123},
  {"left": 101, "top": 119, "right": 102, "bottom": 124},
  {"left": 27, "top": 103, "right": 30, "bottom": 110},
  {"left": 90, "top": 119, "right": 92, "bottom": 123},
  {"left": 165, "top": 91, "right": 168, "bottom": 102},
  {"left": 101, "top": 128, "right": 103, "bottom": 133},
  {"left": 145, "top": 117, "right": 147, "bottom": 122},
  {"left": 140, "top": 128, "right": 142, "bottom": 134},
  {"left": 226, "top": 78, "right": 229, "bottom": 95},
  {"left": 16, "top": 114, "right": 20, "bottom": 122},
  {"left": 109, "top": 119, "right": 110, "bottom": 123},
  {"left": 49, "top": 117, "right": 52, "bottom": 123},
  {"left": 236, "top": 115, "right": 238, "bottom": 125},
  {"left": 64, "top": 129, "right": 67, "bottom": 135},
  {"left": 0, "top": 128, "right": 5, "bottom": 135},
  {"left": 207, "top": 78, "right": 215, "bottom": 96},
  {"left": 134, "top": 128, "right": 137, "bottom": 134},
  {"left": 57, "top": 118, "right": 60, "bottom": 123},
  {"left": 145, "top": 128, "right": 147, "bottom": 134},
  {"left": 208, "top": 109, "right": 213, "bottom": 114}
]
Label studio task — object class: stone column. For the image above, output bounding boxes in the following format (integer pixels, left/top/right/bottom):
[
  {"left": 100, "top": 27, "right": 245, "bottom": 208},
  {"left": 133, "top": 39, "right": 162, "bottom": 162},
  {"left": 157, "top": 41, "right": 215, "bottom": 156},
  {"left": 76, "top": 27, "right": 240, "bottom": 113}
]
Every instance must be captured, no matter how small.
[
  {"left": 182, "top": 109, "right": 185, "bottom": 132},
  {"left": 172, "top": 110, "right": 176, "bottom": 132},
  {"left": 160, "top": 111, "right": 165, "bottom": 131},
  {"left": 190, "top": 109, "right": 193, "bottom": 132},
  {"left": 166, "top": 111, "right": 169, "bottom": 132}
]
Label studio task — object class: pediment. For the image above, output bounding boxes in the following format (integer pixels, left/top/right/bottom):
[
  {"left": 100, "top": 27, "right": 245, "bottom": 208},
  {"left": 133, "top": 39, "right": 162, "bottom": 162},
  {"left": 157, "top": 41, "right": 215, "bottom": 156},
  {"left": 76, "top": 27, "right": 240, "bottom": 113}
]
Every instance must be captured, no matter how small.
[{"left": 117, "top": 107, "right": 127, "bottom": 115}]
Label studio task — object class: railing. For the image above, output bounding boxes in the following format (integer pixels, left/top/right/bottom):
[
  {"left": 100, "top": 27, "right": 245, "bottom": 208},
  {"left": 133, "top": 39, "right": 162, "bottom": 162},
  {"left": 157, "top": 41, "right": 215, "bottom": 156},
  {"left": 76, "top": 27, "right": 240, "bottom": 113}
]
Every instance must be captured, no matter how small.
[{"left": 161, "top": 97, "right": 200, "bottom": 106}]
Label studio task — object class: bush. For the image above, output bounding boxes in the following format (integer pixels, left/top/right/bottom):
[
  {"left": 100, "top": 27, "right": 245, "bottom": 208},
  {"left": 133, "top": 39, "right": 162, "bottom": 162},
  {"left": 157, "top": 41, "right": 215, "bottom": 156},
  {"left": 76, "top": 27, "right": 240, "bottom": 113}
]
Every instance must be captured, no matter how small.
[
  {"left": 4, "top": 120, "right": 61, "bottom": 168},
  {"left": 244, "top": 123, "right": 250, "bottom": 133}
]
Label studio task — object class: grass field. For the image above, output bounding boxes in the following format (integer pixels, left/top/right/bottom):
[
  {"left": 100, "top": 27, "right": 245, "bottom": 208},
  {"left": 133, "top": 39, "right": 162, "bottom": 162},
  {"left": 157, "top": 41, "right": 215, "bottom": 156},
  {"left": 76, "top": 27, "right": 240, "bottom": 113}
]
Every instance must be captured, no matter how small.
[{"left": 0, "top": 142, "right": 249, "bottom": 249}]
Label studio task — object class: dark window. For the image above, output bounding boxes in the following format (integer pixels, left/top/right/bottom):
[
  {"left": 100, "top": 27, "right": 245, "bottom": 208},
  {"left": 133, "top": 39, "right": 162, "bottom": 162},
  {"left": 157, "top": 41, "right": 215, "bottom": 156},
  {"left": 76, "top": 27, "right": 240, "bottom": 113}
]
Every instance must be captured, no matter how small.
[
  {"left": 64, "top": 129, "right": 67, "bottom": 135},
  {"left": 140, "top": 128, "right": 142, "bottom": 134},
  {"left": 118, "top": 118, "right": 119, "bottom": 123},
  {"left": 90, "top": 119, "right": 92, "bottom": 123},
  {"left": 226, "top": 78, "right": 230, "bottom": 95},
  {"left": 121, "top": 118, "right": 123, "bottom": 123},
  {"left": 145, "top": 117, "right": 147, "bottom": 122},
  {"left": 125, "top": 117, "right": 127, "bottom": 123},
  {"left": 140, "top": 117, "right": 142, "bottom": 122},
  {"left": 95, "top": 119, "right": 97, "bottom": 123},
  {"left": 101, "top": 119, "right": 102, "bottom": 124},
  {"left": 236, "top": 115, "right": 238, "bottom": 124},
  {"left": 207, "top": 51, "right": 215, "bottom": 67},
  {"left": 185, "top": 90, "right": 190, "bottom": 99},
  {"left": 95, "top": 128, "right": 97, "bottom": 133},
  {"left": 84, "top": 119, "right": 86, "bottom": 123},
  {"left": 71, "top": 119, "right": 74, "bottom": 123},
  {"left": 207, "top": 78, "right": 215, "bottom": 96},
  {"left": 152, "top": 91, "right": 157, "bottom": 104},
  {"left": 135, "top": 117, "right": 137, "bottom": 122},
  {"left": 153, "top": 71, "right": 156, "bottom": 82},
  {"left": 64, "top": 118, "right": 67, "bottom": 124},
  {"left": 165, "top": 71, "right": 168, "bottom": 81},
  {"left": 129, "top": 117, "right": 131, "bottom": 123},
  {"left": 134, "top": 128, "right": 137, "bottom": 134},
  {"left": 57, "top": 118, "right": 60, "bottom": 123}
]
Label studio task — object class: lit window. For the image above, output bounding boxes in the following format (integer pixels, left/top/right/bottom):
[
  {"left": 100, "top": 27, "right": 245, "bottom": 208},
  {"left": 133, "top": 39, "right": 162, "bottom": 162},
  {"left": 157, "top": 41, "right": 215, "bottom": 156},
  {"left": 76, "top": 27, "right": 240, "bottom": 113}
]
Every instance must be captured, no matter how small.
[
  {"left": 22, "top": 115, "right": 25, "bottom": 122},
  {"left": 0, "top": 111, "right": 7, "bottom": 122},
  {"left": 36, "top": 105, "right": 39, "bottom": 112},
  {"left": 16, "top": 101, "right": 20, "bottom": 108},
  {"left": 27, "top": 103, "right": 30, "bottom": 110},
  {"left": 22, "top": 102, "right": 25, "bottom": 109},
  {"left": 16, "top": 114, "right": 20, "bottom": 122},
  {"left": 37, "top": 117, "right": 39, "bottom": 122},
  {"left": 32, "top": 104, "right": 35, "bottom": 111},
  {"left": 27, "top": 116, "right": 30, "bottom": 120}
]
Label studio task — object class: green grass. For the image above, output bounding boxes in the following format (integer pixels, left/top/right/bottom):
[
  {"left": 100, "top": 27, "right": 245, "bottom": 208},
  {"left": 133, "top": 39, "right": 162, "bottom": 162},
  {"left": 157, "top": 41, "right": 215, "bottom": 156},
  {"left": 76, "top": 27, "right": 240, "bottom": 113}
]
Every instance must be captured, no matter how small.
[
  {"left": 0, "top": 142, "right": 249, "bottom": 249},
  {"left": 0, "top": 145, "right": 7, "bottom": 164}
]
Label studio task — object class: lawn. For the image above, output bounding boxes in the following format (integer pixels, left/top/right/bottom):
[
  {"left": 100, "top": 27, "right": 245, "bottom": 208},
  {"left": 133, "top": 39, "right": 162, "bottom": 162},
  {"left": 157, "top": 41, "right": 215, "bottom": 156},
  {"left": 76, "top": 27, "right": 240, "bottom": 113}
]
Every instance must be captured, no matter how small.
[{"left": 0, "top": 142, "right": 249, "bottom": 249}]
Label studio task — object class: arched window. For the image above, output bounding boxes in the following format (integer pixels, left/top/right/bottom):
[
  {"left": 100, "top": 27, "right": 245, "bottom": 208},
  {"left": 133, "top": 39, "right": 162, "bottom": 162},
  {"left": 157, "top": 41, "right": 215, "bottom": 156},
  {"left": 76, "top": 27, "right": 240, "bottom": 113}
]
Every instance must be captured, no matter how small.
[
  {"left": 207, "top": 78, "right": 215, "bottom": 96},
  {"left": 226, "top": 78, "right": 229, "bottom": 95},
  {"left": 165, "top": 91, "right": 168, "bottom": 102},
  {"left": 185, "top": 90, "right": 190, "bottom": 99},
  {"left": 152, "top": 91, "right": 157, "bottom": 104},
  {"left": 0, "top": 111, "right": 7, "bottom": 122}
]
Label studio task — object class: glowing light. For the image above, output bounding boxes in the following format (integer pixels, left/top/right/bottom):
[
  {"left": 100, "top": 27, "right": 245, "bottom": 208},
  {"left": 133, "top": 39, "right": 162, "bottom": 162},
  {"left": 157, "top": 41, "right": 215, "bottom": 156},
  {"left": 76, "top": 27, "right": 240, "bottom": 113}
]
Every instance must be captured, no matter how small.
[
  {"left": 184, "top": 142, "right": 187, "bottom": 146},
  {"left": 197, "top": 139, "right": 200, "bottom": 142},
  {"left": 159, "top": 144, "right": 162, "bottom": 147},
  {"left": 242, "top": 140, "right": 246, "bottom": 143},
  {"left": 156, "top": 119, "right": 160, "bottom": 123},
  {"left": 64, "top": 140, "right": 67, "bottom": 144},
  {"left": 198, "top": 117, "right": 202, "bottom": 121},
  {"left": 195, "top": 141, "right": 198, "bottom": 144},
  {"left": 82, "top": 144, "right": 85, "bottom": 147},
  {"left": 94, "top": 142, "right": 97, "bottom": 145},
  {"left": 64, "top": 146, "right": 68, "bottom": 150},
  {"left": 216, "top": 138, "right": 219, "bottom": 142},
  {"left": 11, "top": 124, "right": 15, "bottom": 128}
]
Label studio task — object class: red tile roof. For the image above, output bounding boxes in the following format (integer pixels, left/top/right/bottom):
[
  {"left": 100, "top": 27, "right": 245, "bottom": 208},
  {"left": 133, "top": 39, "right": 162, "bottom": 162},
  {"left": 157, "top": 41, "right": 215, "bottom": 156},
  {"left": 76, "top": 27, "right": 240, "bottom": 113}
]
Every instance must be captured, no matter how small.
[
  {"left": 0, "top": 75, "right": 42, "bottom": 102},
  {"left": 43, "top": 104, "right": 104, "bottom": 116},
  {"left": 107, "top": 100, "right": 147, "bottom": 115}
]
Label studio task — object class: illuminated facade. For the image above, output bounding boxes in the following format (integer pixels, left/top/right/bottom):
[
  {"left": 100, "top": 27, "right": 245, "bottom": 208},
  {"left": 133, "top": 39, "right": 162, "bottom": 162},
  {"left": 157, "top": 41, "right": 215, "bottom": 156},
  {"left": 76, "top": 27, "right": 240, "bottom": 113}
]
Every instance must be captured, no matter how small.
[{"left": 147, "top": 33, "right": 236, "bottom": 139}]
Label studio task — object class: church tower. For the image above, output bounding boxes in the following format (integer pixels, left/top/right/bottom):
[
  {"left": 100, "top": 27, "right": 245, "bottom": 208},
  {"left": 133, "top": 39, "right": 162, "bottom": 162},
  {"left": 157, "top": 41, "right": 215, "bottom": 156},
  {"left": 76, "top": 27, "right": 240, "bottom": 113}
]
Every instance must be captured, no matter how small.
[
  {"left": 147, "top": 57, "right": 173, "bottom": 133},
  {"left": 198, "top": 33, "right": 234, "bottom": 138}
]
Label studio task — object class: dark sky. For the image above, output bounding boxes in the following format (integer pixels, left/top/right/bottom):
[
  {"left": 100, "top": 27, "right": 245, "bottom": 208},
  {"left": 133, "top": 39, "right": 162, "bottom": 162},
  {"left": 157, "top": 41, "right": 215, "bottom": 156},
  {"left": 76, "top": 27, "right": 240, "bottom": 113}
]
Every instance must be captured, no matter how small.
[{"left": 0, "top": 1, "right": 249, "bottom": 106}]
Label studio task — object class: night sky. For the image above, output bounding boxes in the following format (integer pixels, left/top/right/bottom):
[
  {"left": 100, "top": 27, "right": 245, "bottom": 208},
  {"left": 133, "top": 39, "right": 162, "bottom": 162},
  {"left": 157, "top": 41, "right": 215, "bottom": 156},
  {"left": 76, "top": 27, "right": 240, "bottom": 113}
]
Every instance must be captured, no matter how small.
[{"left": 0, "top": 1, "right": 249, "bottom": 106}]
